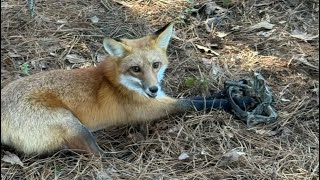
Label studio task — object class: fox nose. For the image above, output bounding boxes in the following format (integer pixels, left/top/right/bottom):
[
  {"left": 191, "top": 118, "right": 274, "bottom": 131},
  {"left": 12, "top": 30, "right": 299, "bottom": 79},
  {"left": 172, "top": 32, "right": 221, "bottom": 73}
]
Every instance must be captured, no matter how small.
[{"left": 149, "top": 86, "right": 158, "bottom": 94}]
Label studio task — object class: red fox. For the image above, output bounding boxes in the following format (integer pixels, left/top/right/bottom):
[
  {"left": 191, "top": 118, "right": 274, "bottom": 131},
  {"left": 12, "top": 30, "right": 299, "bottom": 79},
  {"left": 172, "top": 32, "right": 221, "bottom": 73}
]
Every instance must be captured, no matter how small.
[{"left": 1, "top": 23, "right": 250, "bottom": 155}]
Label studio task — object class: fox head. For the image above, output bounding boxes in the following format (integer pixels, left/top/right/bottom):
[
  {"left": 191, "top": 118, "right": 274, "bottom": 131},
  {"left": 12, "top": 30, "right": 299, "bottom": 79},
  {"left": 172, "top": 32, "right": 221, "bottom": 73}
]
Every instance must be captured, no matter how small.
[{"left": 103, "top": 22, "right": 174, "bottom": 98}]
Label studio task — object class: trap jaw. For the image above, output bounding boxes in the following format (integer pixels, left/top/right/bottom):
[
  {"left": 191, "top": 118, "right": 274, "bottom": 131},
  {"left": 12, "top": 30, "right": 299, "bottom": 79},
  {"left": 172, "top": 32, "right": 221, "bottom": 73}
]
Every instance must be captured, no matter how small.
[{"left": 225, "top": 72, "right": 278, "bottom": 127}]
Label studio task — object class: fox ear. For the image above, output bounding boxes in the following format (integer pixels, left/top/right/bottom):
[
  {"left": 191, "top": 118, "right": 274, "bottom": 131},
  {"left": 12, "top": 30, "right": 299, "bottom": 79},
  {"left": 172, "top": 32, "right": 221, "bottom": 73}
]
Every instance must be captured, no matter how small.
[
  {"left": 103, "top": 38, "right": 127, "bottom": 57},
  {"left": 154, "top": 22, "right": 174, "bottom": 49}
]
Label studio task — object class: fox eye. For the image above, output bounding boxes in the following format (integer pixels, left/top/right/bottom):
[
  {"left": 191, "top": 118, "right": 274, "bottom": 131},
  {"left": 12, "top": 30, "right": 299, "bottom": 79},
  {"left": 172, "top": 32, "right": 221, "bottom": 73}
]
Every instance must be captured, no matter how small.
[
  {"left": 131, "top": 66, "right": 141, "bottom": 73},
  {"left": 152, "top": 62, "right": 161, "bottom": 69}
]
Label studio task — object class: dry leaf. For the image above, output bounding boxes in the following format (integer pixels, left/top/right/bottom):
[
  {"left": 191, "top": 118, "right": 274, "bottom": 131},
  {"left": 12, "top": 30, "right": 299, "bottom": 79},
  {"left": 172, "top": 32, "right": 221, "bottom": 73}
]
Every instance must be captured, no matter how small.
[
  {"left": 209, "top": 61, "right": 224, "bottom": 78},
  {"left": 90, "top": 16, "right": 99, "bottom": 23},
  {"left": 31, "top": 60, "right": 48, "bottom": 69},
  {"left": 256, "top": 29, "right": 276, "bottom": 37},
  {"left": 195, "top": 44, "right": 219, "bottom": 56},
  {"left": 201, "top": 57, "right": 214, "bottom": 66},
  {"left": 8, "top": 52, "right": 21, "bottom": 58},
  {"left": 231, "top": 26, "right": 241, "bottom": 31},
  {"left": 255, "top": 127, "right": 292, "bottom": 137},
  {"left": 66, "top": 54, "right": 87, "bottom": 63},
  {"left": 57, "top": 19, "right": 67, "bottom": 24},
  {"left": 280, "top": 98, "right": 291, "bottom": 102},
  {"left": 171, "top": 34, "right": 182, "bottom": 41},
  {"left": 204, "top": 17, "right": 222, "bottom": 32},
  {"left": 178, "top": 153, "right": 190, "bottom": 160},
  {"left": 128, "top": 132, "right": 145, "bottom": 143},
  {"left": 199, "top": 1, "right": 227, "bottom": 31},
  {"left": 1, "top": 2, "right": 10, "bottom": 8},
  {"left": 47, "top": 45, "right": 62, "bottom": 53},
  {"left": 291, "top": 54, "right": 318, "bottom": 70},
  {"left": 216, "top": 31, "right": 229, "bottom": 38},
  {"left": 49, "top": 52, "right": 57, "bottom": 57},
  {"left": 290, "top": 29, "right": 319, "bottom": 41},
  {"left": 95, "top": 171, "right": 112, "bottom": 180},
  {"left": 79, "top": 62, "right": 93, "bottom": 69},
  {"left": 95, "top": 167, "right": 119, "bottom": 180},
  {"left": 168, "top": 126, "right": 180, "bottom": 133},
  {"left": 255, "top": 129, "right": 278, "bottom": 136},
  {"left": 279, "top": 127, "right": 292, "bottom": 137},
  {"left": 96, "top": 54, "right": 106, "bottom": 62},
  {"left": 201, "top": 149, "right": 209, "bottom": 155},
  {"left": 220, "top": 148, "right": 246, "bottom": 165},
  {"left": 203, "top": 2, "right": 227, "bottom": 15},
  {"left": 223, "top": 126, "right": 234, "bottom": 138},
  {"left": 248, "top": 21, "right": 274, "bottom": 31},
  {"left": 2, "top": 151, "right": 24, "bottom": 167}
]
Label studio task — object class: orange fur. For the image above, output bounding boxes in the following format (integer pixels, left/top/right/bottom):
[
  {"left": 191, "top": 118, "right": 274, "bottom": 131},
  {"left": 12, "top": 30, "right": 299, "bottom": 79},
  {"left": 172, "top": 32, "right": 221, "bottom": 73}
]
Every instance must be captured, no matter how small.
[{"left": 1, "top": 22, "right": 191, "bottom": 155}]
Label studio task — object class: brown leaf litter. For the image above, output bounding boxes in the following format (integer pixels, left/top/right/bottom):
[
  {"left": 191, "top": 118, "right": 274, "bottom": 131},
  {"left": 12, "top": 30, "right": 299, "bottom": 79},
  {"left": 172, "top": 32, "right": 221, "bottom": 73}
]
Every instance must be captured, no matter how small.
[{"left": 1, "top": 0, "right": 319, "bottom": 179}]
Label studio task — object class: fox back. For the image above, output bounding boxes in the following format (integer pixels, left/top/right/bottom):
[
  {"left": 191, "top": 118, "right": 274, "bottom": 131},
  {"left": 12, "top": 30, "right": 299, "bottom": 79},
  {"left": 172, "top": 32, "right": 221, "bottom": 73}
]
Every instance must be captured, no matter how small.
[{"left": 0, "top": 23, "right": 180, "bottom": 155}]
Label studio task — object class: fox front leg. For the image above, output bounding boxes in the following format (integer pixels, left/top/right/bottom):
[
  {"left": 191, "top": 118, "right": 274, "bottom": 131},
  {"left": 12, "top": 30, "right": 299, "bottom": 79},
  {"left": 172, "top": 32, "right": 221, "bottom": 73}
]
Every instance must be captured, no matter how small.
[
  {"left": 126, "top": 96, "right": 252, "bottom": 123},
  {"left": 187, "top": 94, "right": 256, "bottom": 113}
]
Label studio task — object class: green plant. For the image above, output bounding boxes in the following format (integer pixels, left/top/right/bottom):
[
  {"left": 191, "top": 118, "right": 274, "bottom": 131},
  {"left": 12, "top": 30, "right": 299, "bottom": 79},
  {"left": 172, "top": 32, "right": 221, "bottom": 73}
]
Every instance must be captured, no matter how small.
[{"left": 20, "top": 63, "right": 30, "bottom": 76}]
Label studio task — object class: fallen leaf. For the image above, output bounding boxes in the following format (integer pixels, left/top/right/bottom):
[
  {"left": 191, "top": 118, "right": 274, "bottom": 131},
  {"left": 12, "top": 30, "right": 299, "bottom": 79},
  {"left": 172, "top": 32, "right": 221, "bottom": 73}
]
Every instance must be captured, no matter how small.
[
  {"left": 280, "top": 98, "right": 291, "bottom": 102},
  {"left": 171, "top": 32, "right": 182, "bottom": 41},
  {"left": 256, "top": 29, "right": 276, "bottom": 37},
  {"left": 155, "top": 121, "right": 170, "bottom": 130},
  {"left": 96, "top": 54, "right": 106, "bottom": 62},
  {"left": 31, "top": 60, "right": 48, "bottom": 70},
  {"left": 114, "top": 1, "right": 133, "bottom": 8},
  {"left": 47, "top": 45, "right": 62, "bottom": 53},
  {"left": 219, "top": 148, "right": 246, "bottom": 165},
  {"left": 204, "top": 17, "right": 223, "bottom": 32},
  {"left": 208, "top": 61, "right": 224, "bottom": 78},
  {"left": 49, "top": 52, "right": 57, "bottom": 57},
  {"left": 248, "top": 21, "right": 274, "bottom": 31},
  {"left": 216, "top": 31, "right": 229, "bottom": 38},
  {"left": 253, "top": 2, "right": 273, "bottom": 7},
  {"left": 279, "top": 127, "right": 292, "bottom": 137},
  {"left": 57, "top": 19, "right": 67, "bottom": 24},
  {"left": 95, "top": 171, "right": 112, "bottom": 180},
  {"left": 95, "top": 167, "right": 119, "bottom": 180},
  {"left": 223, "top": 126, "right": 234, "bottom": 138},
  {"left": 201, "top": 57, "right": 214, "bottom": 66},
  {"left": 79, "top": 62, "right": 93, "bottom": 69},
  {"left": 168, "top": 126, "right": 180, "bottom": 133},
  {"left": 203, "top": 2, "right": 227, "bottom": 15},
  {"left": 255, "top": 127, "right": 292, "bottom": 138},
  {"left": 255, "top": 129, "right": 278, "bottom": 136},
  {"left": 79, "top": 42, "right": 90, "bottom": 53},
  {"left": 128, "top": 132, "right": 145, "bottom": 143},
  {"left": 178, "top": 152, "right": 190, "bottom": 160},
  {"left": 231, "top": 26, "right": 241, "bottom": 31},
  {"left": 90, "top": 16, "right": 99, "bottom": 23},
  {"left": 65, "top": 54, "right": 87, "bottom": 63},
  {"left": 59, "top": 41, "right": 70, "bottom": 48},
  {"left": 1, "top": 2, "right": 10, "bottom": 8},
  {"left": 195, "top": 44, "right": 219, "bottom": 56},
  {"left": 206, "top": 37, "right": 224, "bottom": 49},
  {"left": 2, "top": 151, "right": 24, "bottom": 167},
  {"left": 290, "top": 29, "right": 319, "bottom": 41},
  {"left": 291, "top": 54, "right": 318, "bottom": 70},
  {"left": 8, "top": 52, "right": 21, "bottom": 58}
]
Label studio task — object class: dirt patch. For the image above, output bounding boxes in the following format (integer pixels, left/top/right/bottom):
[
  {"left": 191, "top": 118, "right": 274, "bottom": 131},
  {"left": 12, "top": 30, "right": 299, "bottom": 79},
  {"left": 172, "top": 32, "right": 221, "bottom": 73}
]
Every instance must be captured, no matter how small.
[{"left": 1, "top": 0, "right": 319, "bottom": 179}]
